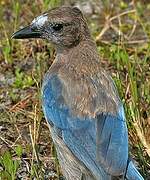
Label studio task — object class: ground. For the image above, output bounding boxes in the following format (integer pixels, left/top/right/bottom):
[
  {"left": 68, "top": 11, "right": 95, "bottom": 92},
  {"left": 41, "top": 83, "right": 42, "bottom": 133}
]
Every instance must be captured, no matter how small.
[{"left": 0, "top": 0, "right": 150, "bottom": 179}]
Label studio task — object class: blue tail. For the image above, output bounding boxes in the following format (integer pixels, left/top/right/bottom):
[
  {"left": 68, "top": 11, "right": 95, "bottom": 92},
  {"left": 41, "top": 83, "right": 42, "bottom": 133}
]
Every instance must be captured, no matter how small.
[{"left": 126, "top": 161, "right": 144, "bottom": 180}]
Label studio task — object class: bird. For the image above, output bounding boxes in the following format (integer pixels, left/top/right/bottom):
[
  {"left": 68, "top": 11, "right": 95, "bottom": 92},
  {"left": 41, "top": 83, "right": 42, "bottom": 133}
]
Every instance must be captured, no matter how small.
[{"left": 12, "top": 6, "right": 144, "bottom": 180}]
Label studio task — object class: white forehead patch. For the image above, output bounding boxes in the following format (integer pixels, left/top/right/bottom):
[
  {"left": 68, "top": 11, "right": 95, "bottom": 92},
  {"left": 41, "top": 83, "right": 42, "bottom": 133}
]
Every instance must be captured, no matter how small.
[{"left": 32, "top": 13, "right": 48, "bottom": 27}]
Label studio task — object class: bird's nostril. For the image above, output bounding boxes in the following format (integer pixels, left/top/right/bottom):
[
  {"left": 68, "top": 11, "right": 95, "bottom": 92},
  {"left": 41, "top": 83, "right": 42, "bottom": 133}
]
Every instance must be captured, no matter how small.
[{"left": 30, "top": 24, "right": 38, "bottom": 32}]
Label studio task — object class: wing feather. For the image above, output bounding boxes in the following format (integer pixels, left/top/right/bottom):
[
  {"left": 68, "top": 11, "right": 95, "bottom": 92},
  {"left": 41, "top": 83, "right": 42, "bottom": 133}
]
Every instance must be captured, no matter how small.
[{"left": 42, "top": 74, "right": 128, "bottom": 178}]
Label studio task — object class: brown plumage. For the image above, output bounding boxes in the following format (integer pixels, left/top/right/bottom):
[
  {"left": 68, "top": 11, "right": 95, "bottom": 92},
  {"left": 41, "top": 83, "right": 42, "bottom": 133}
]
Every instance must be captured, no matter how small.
[
  {"left": 42, "top": 7, "right": 121, "bottom": 118},
  {"left": 12, "top": 6, "right": 144, "bottom": 180}
]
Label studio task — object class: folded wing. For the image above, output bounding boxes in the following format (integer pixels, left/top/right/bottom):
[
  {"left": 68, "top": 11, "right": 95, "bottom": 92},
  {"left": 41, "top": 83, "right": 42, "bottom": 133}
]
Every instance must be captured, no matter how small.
[{"left": 42, "top": 72, "right": 129, "bottom": 178}]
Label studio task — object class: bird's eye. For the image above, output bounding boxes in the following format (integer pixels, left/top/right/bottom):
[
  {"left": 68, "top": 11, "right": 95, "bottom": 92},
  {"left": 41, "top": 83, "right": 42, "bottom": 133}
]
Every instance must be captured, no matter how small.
[{"left": 52, "top": 24, "right": 63, "bottom": 32}]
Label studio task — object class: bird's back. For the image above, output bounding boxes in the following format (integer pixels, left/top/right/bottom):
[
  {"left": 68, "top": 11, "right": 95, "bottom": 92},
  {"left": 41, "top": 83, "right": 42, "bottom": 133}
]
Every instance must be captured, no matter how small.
[{"left": 42, "top": 40, "right": 128, "bottom": 179}]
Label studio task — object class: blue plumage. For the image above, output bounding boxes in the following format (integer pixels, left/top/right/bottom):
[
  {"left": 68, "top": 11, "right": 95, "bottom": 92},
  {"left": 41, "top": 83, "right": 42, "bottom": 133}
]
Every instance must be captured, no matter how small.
[
  {"left": 12, "top": 6, "right": 144, "bottom": 180},
  {"left": 42, "top": 73, "right": 143, "bottom": 179}
]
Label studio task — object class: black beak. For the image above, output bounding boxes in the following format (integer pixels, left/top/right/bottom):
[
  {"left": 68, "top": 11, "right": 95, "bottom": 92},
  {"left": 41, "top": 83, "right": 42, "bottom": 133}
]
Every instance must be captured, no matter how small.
[{"left": 11, "top": 25, "right": 41, "bottom": 39}]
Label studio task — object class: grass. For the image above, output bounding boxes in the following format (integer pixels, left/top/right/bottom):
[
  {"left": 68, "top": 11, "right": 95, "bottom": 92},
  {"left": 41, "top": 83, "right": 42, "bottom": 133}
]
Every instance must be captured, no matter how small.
[{"left": 0, "top": 0, "right": 150, "bottom": 179}]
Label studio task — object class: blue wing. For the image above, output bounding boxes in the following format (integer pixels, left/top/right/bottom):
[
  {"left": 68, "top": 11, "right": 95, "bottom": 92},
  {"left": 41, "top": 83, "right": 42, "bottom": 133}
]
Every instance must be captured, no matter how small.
[
  {"left": 96, "top": 109, "right": 128, "bottom": 176},
  {"left": 42, "top": 74, "right": 141, "bottom": 179}
]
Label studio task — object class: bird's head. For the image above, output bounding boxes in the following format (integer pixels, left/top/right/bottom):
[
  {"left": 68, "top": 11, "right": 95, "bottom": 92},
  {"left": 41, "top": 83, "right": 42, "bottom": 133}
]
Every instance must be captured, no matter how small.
[{"left": 12, "top": 6, "right": 91, "bottom": 49}]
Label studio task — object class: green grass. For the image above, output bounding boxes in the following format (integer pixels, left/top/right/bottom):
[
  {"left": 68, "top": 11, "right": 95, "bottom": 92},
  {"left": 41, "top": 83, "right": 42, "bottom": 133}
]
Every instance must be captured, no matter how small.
[{"left": 0, "top": 0, "right": 150, "bottom": 179}]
